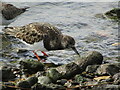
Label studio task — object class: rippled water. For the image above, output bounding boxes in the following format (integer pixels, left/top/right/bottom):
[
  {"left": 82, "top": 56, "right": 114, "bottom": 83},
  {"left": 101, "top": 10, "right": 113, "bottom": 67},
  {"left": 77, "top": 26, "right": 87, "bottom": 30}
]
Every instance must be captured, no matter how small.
[{"left": 0, "top": 2, "right": 119, "bottom": 64}]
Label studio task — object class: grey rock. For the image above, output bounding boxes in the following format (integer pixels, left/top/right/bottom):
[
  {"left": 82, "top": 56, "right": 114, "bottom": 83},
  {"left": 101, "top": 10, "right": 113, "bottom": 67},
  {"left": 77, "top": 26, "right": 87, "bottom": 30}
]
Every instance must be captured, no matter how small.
[
  {"left": 86, "top": 65, "right": 99, "bottom": 73},
  {"left": 56, "top": 51, "right": 103, "bottom": 79},
  {"left": 1, "top": 65, "right": 16, "bottom": 81},
  {"left": 113, "top": 73, "right": 120, "bottom": 85},
  {"left": 46, "top": 68, "right": 62, "bottom": 82},
  {"left": 19, "top": 59, "right": 44, "bottom": 74},
  {"left": 56, "top": 79, "right": 67, "bottom": 85},
  {"left": 2, "top": 82, "right": 15, "bottom": 90},
  {"left": 27, "top": 76, "right": 38, "bottom": 86},
  {"left": 96, "top": 63, "right": 120, "bottom": 76},
  {"left": 38, "top": 76, "right": 52, "bottom": 84},
  {"left": 16, "top": 80, "right": 31, "bottom": 89}
]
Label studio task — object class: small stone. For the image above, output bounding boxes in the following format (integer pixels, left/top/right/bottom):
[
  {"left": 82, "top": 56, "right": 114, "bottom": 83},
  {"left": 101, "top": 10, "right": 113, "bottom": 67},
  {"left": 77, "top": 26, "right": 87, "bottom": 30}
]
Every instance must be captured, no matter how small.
[
  {"left": 19, "top": 59, "right": 44, "bottom": 74},
  {"left": 86, "top": 65, "right": 99, "bottom": 73},
  {"left": 16, "top": 80, "right": 31, "bottom": 89},
  {"left": 113, "top": 73, "right": 120, "bottom": 85},
  {"left": 1, "top": 65, "right": 16, "bottom": 81},
  {"left": 56, "top": 79, "right": 67, "bottom": 85},
  {"left": 74, "top": 74, "right": 87, "bottom": 83},
  {"left": 27, "top": 76, "right": 38, "bottom": 86},
  {"left": 38, "top": 76, "right": 52, "bottom": 84},
  {"left": 96, "top": 63, "right": 120, "bottom": 76},
  {"left": 46, "top": 68, "right": 62, "bottom": 82},
  {"left": 2, "top": 82, "right": 16, "bottom": 90}
]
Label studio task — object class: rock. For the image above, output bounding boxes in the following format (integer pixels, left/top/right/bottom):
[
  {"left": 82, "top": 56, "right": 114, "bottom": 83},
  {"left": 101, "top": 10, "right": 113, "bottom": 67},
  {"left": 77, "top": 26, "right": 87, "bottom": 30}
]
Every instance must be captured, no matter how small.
[
  {"left": 46, "top": 68, "right": 62, "bottom": 82},
  {"left": 86, "top": 65, "right": 99, "bottom": 73},
  {"left": 56, "top": 51, "right": 103, "bottom": 79},
  {"left": 38, "top": 76, "right": 52, "bottom": 84},
  {"left": 32, "top": 83, "right": 52, "bottom": 90},
  {"left": 74, "top": 74, "right": 87, "bottom": 83},
  {"left": 2, "top": 82, "right": 16, "bottom": 90},
  {"left": 96, "top": 63, "right": 120, "bottom": 76},
  {"left": 16, "top": 80, "right": 31, "bottom": 89},
  {"left": 19, "top": 59, "right": 44, "bottom": 74},
  {"left": 56, "top": 79, "right": 67, "bottom": 85},
  {"left": 45, "top": 83, "right": 65, "bottom": 90},
  {"left": 1, "top": 65, "right": 16, "bottom": 81},
  {"left": 95, "top": 13, "right": 106, "bottom": 19},
  {"left": 32, "top": 83, "right": 65, "bottom": 90},
  {"left": 105, "top": 8, "right": 120, "bottom": 21},
  {"left": 93, "top": 84, "right": 120, "bottom": 90},
  {"left": 27, "top": 76, "right": 38, "bottom": 86},
  {"left": 112, "top": 73, "right": 120, "bottom": 85}
]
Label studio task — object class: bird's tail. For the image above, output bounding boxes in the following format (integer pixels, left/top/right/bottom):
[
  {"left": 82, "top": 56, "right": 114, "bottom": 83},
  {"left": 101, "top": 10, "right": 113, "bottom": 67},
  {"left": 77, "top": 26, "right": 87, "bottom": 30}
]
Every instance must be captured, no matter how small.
[{"left": 2, "top": 26, "right": 20, "bottom": 37}]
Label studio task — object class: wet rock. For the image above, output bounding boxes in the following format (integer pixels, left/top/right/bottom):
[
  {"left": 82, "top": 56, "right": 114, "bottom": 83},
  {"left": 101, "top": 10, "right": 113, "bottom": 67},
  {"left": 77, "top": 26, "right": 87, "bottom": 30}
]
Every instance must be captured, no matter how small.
[
  {"left": 96, "top": 63, "right": 120, "bottom": 76},
  {"left": 112, "top": 73, "right": 120, "bottom": 85},
  {"left": 86, "top": 65, "right": 99, "bottom": 73},
  {"left": 105, "top": 8, "right": 120, "bottom": 21},
  {"left": 95, "top": 13, "right": 106, "bottom": 19},
  {"left": 38, "top": 76, "right": 52, "bottom": 84},
  {"left": 27, "top": 76, "right": 38, "bottom": 86},
  {"left": 1, "top": 65, "right": 16, "bottom": 81},
  {"left": 93, "top": 84, "right": 120, "bottom": 90},
  {"left": 56, "top": 79, "right": 67, "bottom": 85},
  {"left": 45, "top": 83, "right": 65, "bottom": 90},
  {"left": 85, "top": 81, "right": 98, "bottom": 86},
  {"left": 74, "top": 74, "right": 87, "bottom": 84},
  {"left": 32, "top": 83, "right": 52, "bottom": 90},
  {"left": 19, "top": 59, "right": 44, "bottom": 74},
  {"left": 46, "top": 68, "right": 62, "bottom": 82},
  {"left": 2, "top": 82, "right": 16, "bottom": 90},
  {"left": 57, "top": 62, "right": 80, "bottom": 79},
  {"left": 16, "top": 80, "right": 31, "bottom": 89},
  {"left": 32, "top": 83, "right": 65, "bottom": 90},
  {"left": 56, "top": 51, "right": 103, "bottom": 79}
]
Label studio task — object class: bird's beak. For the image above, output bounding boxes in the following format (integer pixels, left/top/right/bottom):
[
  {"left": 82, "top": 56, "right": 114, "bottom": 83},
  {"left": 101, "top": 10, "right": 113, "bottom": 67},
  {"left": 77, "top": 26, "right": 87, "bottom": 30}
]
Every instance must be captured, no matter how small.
[{"left": 71, "top": 47, "right": 80, "bottom": 57}]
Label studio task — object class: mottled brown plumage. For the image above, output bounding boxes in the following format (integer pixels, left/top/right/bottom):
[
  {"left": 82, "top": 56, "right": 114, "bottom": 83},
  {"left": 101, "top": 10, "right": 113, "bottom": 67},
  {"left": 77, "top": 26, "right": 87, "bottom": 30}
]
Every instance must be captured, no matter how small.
[{"left": 3, "top": 22, "right": 80, "bottom": 55}]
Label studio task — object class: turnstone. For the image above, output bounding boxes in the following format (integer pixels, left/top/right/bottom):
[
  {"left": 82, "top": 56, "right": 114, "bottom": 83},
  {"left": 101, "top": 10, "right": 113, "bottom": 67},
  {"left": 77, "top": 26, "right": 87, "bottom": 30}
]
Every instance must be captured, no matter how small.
[
  {"left": 0, "top": 2, "right": 29, "bottom": 25},
  {"left": 3, "top": 22, "right": 80, "bottom": 61}
]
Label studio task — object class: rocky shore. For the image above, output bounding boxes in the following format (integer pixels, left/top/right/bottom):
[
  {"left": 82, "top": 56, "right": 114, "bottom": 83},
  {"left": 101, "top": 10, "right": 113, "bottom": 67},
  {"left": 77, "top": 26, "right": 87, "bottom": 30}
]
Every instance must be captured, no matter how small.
[{"left": 1, "top": 51, "right": 120, "bottom": 90}]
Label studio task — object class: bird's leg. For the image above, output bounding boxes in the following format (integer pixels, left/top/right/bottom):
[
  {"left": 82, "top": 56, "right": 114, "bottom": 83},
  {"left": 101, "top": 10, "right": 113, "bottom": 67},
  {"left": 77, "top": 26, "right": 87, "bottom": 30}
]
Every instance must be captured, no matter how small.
[
  {"left": 35, "top": 49, "right": 48, "bottom": 57},
  {"left": 32, "top": 50, "right": 41, "bottom": 61},
  {"left": 41, "top": 51, "right": 48, "bottom": 57}
]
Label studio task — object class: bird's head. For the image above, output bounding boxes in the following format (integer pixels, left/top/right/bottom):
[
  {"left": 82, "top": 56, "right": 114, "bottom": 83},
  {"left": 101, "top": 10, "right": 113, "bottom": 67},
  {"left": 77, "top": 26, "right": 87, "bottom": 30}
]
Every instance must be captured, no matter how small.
[{"left": 61, "top": 35, "right": 80, "bottom": 56}]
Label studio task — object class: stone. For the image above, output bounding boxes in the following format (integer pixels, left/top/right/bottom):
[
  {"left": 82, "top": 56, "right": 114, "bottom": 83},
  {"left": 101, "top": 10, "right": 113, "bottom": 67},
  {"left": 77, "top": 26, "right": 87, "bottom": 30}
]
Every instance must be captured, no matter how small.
[
  {"left": 1, "top": 65, "right": 16, "bottom": 81},
  {"left": 74, "top": 74, "right": 87, "bottom": 83},
  {"left": 19, "top": 59, "right": 44, "bottom": 74},
  {"left": 16, "top": 80, "right": 31, "bottom": 89},
  {"left": 38, "top": 76, "right": 52, "bottom": 84},
  {"left": 112, "top": 73, "right": 120, "bottom": 85},
  {"left": 56, "top": 79, "right": 67, "bottom": 85},
  {"left": 93, "top": 84, "right": 120, "bottom": 90},
  {"left": 46, "top": 68, "right": 62, "bottom": 82},
  {"left": 105, "top": 8, "right": 120, "bottom": 21},
  {"left": 2, "top": 82, "right": 16, "bottom": 90},
  {"left": 86, "top": 65, "right": 99, "bottom": 73},
  {"left": 27, "top": 76, "right": 38, "bottom": 86},
  {"left": 96, "top": 63, "right": 120, "bottom": 76},
  {"left": 56, "top": 51, "right": 103, "bottom": 79}
]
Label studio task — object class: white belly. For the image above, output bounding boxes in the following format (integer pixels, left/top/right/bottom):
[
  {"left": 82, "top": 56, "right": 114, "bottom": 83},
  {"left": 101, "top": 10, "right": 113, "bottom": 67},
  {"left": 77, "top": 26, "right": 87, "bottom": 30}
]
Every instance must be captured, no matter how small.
[{"left": 20, "top": 39, "right": 47, "bottom": 51}]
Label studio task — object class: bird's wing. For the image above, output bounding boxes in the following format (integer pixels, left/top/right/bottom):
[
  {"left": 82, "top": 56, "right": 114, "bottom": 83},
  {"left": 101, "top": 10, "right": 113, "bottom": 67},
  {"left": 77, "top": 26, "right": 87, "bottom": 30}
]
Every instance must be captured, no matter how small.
[{"left": 3, "top": 22, "right": 62, "bottom": 44}]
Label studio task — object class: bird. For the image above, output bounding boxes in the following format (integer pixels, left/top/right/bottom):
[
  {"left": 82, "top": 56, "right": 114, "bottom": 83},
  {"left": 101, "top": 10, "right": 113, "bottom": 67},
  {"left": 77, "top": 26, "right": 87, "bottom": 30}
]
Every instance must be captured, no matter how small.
[
  {"left": 0, "top": 2, "right": 29, "bottom": 25},
  {"left": 3, "top": 22, "right": 80, "bottom": 61}
]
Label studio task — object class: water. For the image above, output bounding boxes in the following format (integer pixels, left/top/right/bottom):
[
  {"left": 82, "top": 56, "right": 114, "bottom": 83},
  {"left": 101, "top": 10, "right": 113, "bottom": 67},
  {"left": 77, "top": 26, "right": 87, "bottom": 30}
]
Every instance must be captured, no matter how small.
[{"left": 0, "top": 2, "right": 119, "bottom": 64}]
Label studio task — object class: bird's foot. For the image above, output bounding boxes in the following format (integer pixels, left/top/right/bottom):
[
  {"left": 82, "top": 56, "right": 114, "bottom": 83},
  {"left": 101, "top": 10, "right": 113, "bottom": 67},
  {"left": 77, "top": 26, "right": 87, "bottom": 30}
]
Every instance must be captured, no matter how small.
[{"left": 32, "top": 50, "right": 48, "bottom": 62}]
